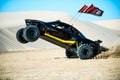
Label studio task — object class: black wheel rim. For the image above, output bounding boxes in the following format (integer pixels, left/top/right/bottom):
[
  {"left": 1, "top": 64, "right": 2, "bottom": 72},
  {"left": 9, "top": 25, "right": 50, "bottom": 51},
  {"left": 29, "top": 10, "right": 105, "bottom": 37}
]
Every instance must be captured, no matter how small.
[
  {"left": 82, "top": 49, "right": 89, "bottom": 56},
  {"left": 27, "top": 28, "right": 37, "bottom": 39}
]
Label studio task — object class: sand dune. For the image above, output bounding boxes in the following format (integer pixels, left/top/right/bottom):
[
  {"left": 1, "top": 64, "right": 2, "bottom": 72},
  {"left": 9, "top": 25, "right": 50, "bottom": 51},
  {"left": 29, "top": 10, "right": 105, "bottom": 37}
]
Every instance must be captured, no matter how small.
[
  {"left": 0, "top": 11, "right": 71, "bottom": 28},
  {"left": 0, "top": 11, "right": 120, "bottom": 80},
  {"left": 92, "top": 20, "right": 120, "bottom": 37},
  {"left": 92, "top": 20, "right": 120, "bottom": 30},
  {"left": 0, "top": 11, "right": 120, "bottom": 52}
]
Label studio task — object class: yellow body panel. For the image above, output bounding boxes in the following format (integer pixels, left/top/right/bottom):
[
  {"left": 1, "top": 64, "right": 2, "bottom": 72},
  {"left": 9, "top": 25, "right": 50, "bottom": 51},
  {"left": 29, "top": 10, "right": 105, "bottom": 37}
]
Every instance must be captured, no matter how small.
[{"left": 44, "top": 33, "right": 75, "bottom": 44}]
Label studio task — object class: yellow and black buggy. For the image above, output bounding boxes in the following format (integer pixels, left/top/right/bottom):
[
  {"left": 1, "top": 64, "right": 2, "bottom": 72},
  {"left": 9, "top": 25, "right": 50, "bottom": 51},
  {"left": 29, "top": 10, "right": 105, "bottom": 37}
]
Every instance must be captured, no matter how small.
[{"left": 16, "top": 19, "right": 107, "bottom": 60}]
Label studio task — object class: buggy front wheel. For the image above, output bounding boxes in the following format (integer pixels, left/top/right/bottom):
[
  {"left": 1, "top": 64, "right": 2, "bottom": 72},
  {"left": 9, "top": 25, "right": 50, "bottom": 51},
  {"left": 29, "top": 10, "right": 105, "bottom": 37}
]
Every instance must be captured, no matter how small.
[
  {"left": 23, "top": 25, "right": 40, "bottom": 42},
  {"left": 16, "top": 28, "right": 28, "bottom": 44}
]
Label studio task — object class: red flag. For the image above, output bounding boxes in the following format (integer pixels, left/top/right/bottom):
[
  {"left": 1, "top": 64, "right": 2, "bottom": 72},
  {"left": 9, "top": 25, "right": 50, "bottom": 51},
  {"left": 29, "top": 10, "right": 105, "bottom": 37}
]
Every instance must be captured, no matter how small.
[
  {"left": 84, "top": 4, "right": 94, "bottom": 13},
  {"left": 78, "top": 4, "right": 104, "bottom": 17},
  {"left": 78, "top": 5, "right": 88, "bottom": 13}
]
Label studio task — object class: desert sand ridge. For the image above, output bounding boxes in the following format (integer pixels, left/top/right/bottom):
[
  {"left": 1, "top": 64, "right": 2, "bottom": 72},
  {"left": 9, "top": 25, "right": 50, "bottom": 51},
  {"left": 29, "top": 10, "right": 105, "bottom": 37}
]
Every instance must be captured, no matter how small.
[
  {"left": 0, "top": 11, "right": 71, "bottom": 28},
  {"left": 0, "top": 11, "right": 120, "bottom": 52},
  {"left": 92, "top": 20, "right": 120, "bottom": 30},
  {"left": 92, "top": 20, "right": 120, "bottom": 36}
]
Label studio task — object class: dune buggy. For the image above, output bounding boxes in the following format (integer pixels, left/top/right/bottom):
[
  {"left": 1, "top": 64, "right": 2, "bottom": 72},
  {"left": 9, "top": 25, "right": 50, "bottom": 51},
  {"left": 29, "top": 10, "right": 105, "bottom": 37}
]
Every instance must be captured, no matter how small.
[{"left": 16, "top": 19, "right": 107, "bottom": 59}]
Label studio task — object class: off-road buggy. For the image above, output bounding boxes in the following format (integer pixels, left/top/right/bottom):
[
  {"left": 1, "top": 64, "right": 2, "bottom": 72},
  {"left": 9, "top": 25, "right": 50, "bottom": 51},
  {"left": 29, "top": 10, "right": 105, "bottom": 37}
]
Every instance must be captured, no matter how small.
[{"left": 16, "top": 19, "right": 107, "bottom": 59}]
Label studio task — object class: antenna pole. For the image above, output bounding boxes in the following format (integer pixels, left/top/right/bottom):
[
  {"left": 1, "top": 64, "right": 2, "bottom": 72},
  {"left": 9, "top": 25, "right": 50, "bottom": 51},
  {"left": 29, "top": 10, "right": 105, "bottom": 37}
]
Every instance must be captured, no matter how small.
[{"left": 69, "top": 13, "right": 79, "bottom": 23}]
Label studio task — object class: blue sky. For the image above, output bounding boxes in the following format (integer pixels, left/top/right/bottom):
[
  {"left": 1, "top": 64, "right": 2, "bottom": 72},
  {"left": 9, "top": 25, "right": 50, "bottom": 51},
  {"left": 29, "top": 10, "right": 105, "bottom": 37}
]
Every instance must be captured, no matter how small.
[{"left": 0, "top": 0, "right": 120, "bottom": 21}]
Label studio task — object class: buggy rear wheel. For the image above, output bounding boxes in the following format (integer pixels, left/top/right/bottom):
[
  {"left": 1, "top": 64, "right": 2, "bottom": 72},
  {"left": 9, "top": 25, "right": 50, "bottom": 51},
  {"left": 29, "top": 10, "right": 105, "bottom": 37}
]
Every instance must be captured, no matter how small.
[
  {"left": 77, "top": 44, "right": 95, "bottom": 59},
  {"left": 16, "top": 28, "right": 28, "bottom": 43},
  {"left": 65, "top": 49, "right": 78, "bottom": 58}
]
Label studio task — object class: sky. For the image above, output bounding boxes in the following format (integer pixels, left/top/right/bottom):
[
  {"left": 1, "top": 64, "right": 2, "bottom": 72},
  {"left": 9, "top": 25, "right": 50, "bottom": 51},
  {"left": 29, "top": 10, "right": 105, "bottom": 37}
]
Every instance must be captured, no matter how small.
[{"left": 0, "top": 0, "right": 120, "bottom": 21}]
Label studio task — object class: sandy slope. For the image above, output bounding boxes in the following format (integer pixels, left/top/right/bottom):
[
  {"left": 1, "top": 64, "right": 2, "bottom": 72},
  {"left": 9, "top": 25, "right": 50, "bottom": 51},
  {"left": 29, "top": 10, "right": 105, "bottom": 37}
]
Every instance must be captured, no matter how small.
[
  {"left": 0, "top": 11, "right": 71, "bottom": 28},
  {"left": 0, "top": 28, "right": 58, "bottom": 52},
  {"left": 92, "top": 20, "right": 120, "bottom": 30},
  {"left": 0, "top": 11, "right": 120, "bottom": 52},
  {"left": 92, "top": 20, "right": 120, "bottom": 37}
]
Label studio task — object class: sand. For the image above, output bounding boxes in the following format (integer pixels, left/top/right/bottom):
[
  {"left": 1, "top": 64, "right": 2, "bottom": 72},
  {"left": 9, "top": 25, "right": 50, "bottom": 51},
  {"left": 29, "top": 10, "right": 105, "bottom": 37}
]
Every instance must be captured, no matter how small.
[
  {"left": 0, "top": 11, "right": 120, "bottom": 80},
  {"left": 0, "top": 49, "right": 120, "bottom": 80}
]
